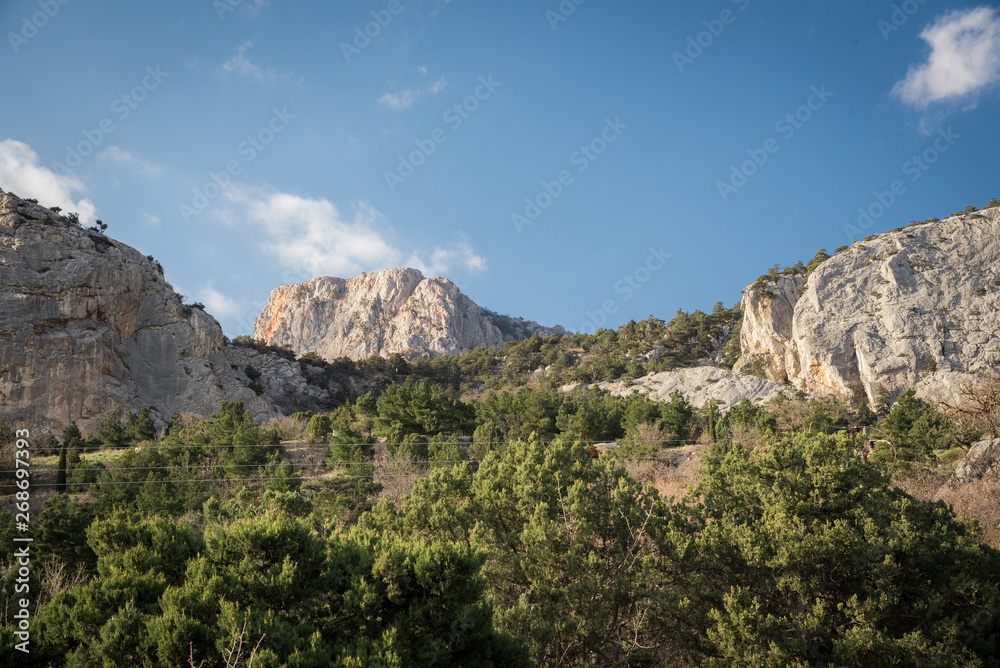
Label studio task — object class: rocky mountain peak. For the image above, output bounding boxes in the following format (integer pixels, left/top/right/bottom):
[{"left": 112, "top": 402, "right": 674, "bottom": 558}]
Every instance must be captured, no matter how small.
[{"left": 253, "top": 268, "right": 564, "bottom": 361}]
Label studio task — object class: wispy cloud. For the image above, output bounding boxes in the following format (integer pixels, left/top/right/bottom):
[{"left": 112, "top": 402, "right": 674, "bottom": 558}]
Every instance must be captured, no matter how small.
[
  {"left": 0, "top": 139, "right": 97, "bottom": 223},
  {"left": 219, "top": 40, "right": 299, "bottom": 86},
  {"left": 406, "top": 238, "right": 487, "bottom": 276},
  {"left": 198, "top": 283, "right": 243, "bottom": 319},
  {"left": 99, "top": 146, "right": 164, "bottom": 177},
  {"left": 219, "top": 185, "right": 485, "bottom": 281},
  {"left": 142, "top": 212, "right": 161, "bottom": 227},
  {"left": 893, "top": 6, "right": 1000, "bottom": 108},
  {"left": 378, "top": 77, "right": 447, "bottom": 111}
]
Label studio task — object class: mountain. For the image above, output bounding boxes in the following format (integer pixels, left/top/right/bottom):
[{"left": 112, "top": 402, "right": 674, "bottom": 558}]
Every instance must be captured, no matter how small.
[
  {"left": 253, "top": 268, "right": 564, "bottom": 361},
  {"left": 0, "top": 189, "right": 332, "bottom": 432},
  {"left": 734, "top": 207, "right": 1000, "bottom": 406}
]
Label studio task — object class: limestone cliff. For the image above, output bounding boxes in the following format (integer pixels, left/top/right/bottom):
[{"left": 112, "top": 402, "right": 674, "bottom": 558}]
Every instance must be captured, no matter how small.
[
  {"left": 568, "top": 366, "right": 786, "bottom": 413},
  {"left": 0, "top": 189, "right": 330, "bottom": 432},
  {"left": 254, "top": 269, "right": 564, "bottom": 361},
  {"left": 735, "top": 208, "right": 1000, "bottom": 406}
]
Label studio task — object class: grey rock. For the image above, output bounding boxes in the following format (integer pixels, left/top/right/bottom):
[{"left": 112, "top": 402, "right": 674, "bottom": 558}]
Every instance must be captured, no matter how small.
[
  {"left": 254, "top": 268, "right": 564, "bottom": 361},
  {"left": 0, "top": 188, "right": 327, "bottom": 433},
  {"left": 735, "top": 209, "right": 1000, "bottom": 406}
]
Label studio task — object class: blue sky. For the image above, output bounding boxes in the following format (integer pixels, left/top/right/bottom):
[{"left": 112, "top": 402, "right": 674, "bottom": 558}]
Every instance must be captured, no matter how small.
[{"left": 2, "top": 0, "right": 999, "bottom": 336}]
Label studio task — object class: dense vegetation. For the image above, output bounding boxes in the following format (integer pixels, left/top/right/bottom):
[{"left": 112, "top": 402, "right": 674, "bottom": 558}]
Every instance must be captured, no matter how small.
[{"left": 3, "top": 370, "right": 998, "bottom": 665}]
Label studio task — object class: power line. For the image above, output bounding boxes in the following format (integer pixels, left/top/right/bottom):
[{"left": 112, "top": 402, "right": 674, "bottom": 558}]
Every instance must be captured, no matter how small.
[
  {"left": 0, "top": 454, "right": 693, "bottom": 476},
  {"left": 11, "top": 438, "right": 702, "bottom": 453}
]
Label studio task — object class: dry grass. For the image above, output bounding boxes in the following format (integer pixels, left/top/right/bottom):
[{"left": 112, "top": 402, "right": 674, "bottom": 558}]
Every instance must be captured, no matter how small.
[
  {"left": 894, "top": 465, "right": 1000, "bottom": 550},
  {"left": 266, "top": 415, "right": 310, "bottom": 442},
  {"left": 621, "top": 445, "right": 704, "bottom": 503},
  {"left": 372, "top": 442, "right": 427, "bottom": 506},
  {"left": 934, "top": 479, "right": 1000, "bottom": 549}
]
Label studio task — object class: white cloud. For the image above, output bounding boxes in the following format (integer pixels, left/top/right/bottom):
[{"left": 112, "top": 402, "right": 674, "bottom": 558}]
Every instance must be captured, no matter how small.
[
  {"left": 417, "top": 66, "right": 428, "bottom": 75},
  {"left": 0, "top": 139, "right": 97, "bottom": 223},
  {"left": 406, "top": 240, "right": 487, "bottom": 276},
  {"left": 99, "top": 146, "right": 164, "bottom": 176},
  {"left": 378, "top": 77, "right": 447, "bottom": 111},
  {"left": 219, "top": 41, "right": 298, "bottom": 86},
  {"left": 198, "top": 283, "right": 242, "bottom": 319},
  {"left": 220, "top": 185, "right": 485, "bottom": 282},
  {"left": 894, "top": 7, "right": 1000, "bottom": 107},
  {"left": 141, "top": 212, "right": 161, "bottom": 227}
]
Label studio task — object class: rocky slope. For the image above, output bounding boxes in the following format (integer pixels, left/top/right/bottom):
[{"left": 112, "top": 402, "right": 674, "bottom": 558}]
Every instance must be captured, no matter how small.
[
  {"left": 566, "top": 366, "right": 786, "bottom": 413},
  {"left": 735, "top": 208, "right": 1000, "bottom": 406},
  {"left": 254, "top": 268, "right": 564, "bottom": 361},
  {"left": 0, "top": 189, "right": 330, "bottom": 432}
]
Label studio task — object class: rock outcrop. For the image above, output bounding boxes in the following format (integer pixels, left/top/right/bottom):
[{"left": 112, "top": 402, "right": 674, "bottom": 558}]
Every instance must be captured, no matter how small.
[
  {"left": 566, "top": 365, "right": 786, "bottom": 413},
  {"left": 0, "top": 189, "right": 330, "bottom": 433},
  {"left": 947, "top": 438, "right": 1000, "bottom": 486},
  {"left": 735, "top": 209, "right": 1000, "bottom": 406},
  {"left": 254, "top": 268, "right": 564, "bottom": 361}
]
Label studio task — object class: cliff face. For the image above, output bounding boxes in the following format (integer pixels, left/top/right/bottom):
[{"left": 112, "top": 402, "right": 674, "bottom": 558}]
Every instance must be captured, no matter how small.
[
  {"left": 0, "top": 189, "right": 329, "bottom": 432},
  {"left": 735, "top": 209, "right": 1000, "bottom": 405},
  {"left": 254, "top": 268, "right": 564, "bottom": 360}
]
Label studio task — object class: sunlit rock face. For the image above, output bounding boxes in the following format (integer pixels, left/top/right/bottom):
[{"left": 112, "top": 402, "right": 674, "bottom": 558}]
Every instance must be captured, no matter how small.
[{"left": 735, "top": 208, "right": 1000, "bottom": 406}]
